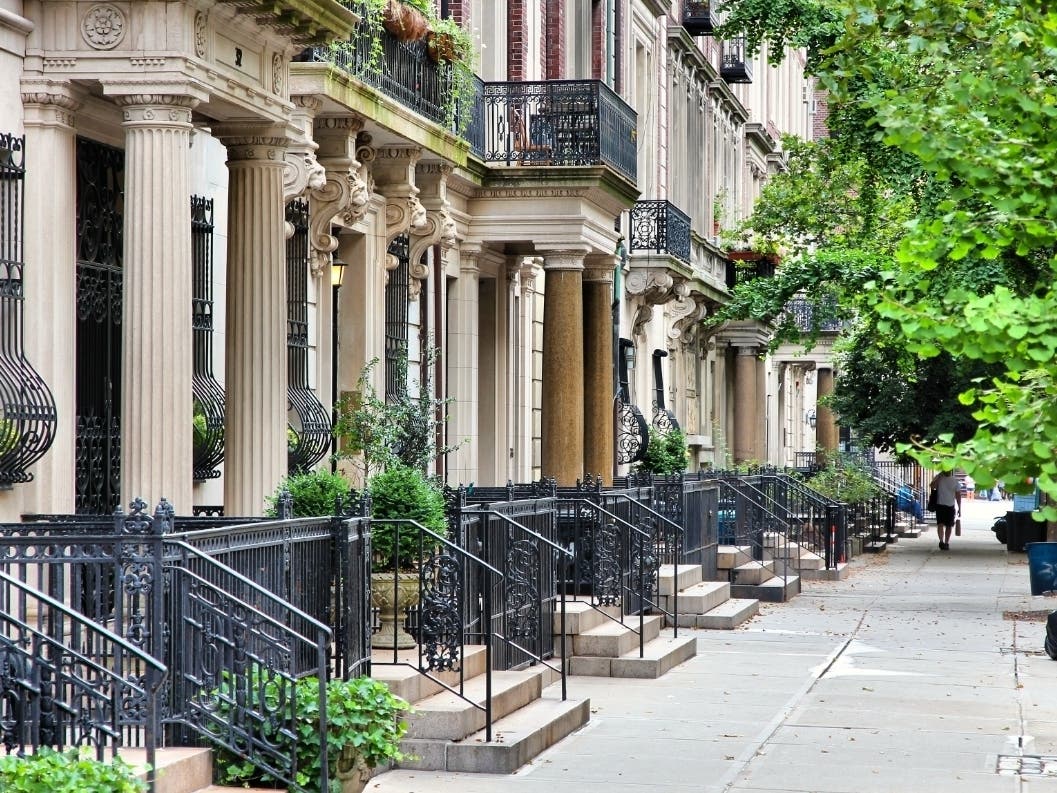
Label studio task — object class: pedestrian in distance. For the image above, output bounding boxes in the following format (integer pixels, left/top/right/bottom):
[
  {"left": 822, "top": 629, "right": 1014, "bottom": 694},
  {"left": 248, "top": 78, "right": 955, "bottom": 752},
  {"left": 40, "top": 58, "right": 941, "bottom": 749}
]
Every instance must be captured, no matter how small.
[{"left": 930, "top": 470, "right": 962, "bottom": 551}]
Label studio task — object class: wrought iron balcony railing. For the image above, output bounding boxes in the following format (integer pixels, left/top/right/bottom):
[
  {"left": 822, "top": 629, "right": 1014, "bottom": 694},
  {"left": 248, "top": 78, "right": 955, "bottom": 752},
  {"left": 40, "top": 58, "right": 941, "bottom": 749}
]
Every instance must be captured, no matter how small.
[
  {"left": 721, "top": 36, "right": 753, "bottom": 84},
  {"left": 784, "top": 296, "right": 843, "bottom": 332},
  {"left": 295, "top": 7, "right": 459, "bottom": 133},
  {"left": 476, "top": 79, "right": 637, "bottom": 183},
  {"left": 629, "top": 200, "right": 692, "bottom": 263},
  {"left": 683, "top": 1, "right": 720, "bottom": 35},
  {"left": 726, "top": 251, "right": 778, "bottom": 288}
]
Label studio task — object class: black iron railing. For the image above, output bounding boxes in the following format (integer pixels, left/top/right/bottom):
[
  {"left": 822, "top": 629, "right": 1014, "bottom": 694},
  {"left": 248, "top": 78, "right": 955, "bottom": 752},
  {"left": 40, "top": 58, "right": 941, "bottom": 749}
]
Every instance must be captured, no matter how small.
[
  {"left": 721, "top": 36, "right": 753, "bottom": 84},
  {"left": 784, "top": 296, "right": 843, "bottom": 333},
  {"left": 0, "top": 132, "right": 57, "bottom": 487},
  {"left": 296, "top": 4, "right": 457, "bottom": 132},
  {"left": 728, "top": 253, "right": 778, "bottom": 286},
  {"left": 683, "top": 1, "right": 720, "bottom": 35},
  {"left": 629, "top": 200, "right": 692, "bottom": 263},
  {"left": 191, "top": 195, "right": 225, "bottom": 480},
  {"left": 478, "top": 80, "right": 637, "bottom": 182},
  {"left": 285, "top": 200, "right": 331, "bottom": 472}
]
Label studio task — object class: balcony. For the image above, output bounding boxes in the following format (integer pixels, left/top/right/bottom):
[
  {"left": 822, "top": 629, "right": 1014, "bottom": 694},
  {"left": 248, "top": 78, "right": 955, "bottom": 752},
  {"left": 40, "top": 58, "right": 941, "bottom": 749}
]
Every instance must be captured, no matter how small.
[
  {"left": 683, "top": 1, "right": 719, "bottom": 36},
  {"left": 295, "top": 9, "right": 461, "bottom": 133},
  {"left": 784, "top": 296, "right": 843, "bottom": 333},
  {"left": 474, "top": 79, "right": 637, "bottom": 184},
  {"left": 629, "top": 200, "right": 691, "bottom": 263},
  {"left": 721, "top": 36, "right": 753, "bottom": 84},
  {"left": 726, "top": 250, "right": 778, "bottom": 288}
]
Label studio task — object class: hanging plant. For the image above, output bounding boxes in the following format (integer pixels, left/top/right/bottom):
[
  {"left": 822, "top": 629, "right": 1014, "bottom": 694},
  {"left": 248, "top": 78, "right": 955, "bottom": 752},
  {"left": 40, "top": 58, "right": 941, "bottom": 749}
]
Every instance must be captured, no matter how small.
[{"left": 382, "top": 0, "right": 430, "bottom": 42}]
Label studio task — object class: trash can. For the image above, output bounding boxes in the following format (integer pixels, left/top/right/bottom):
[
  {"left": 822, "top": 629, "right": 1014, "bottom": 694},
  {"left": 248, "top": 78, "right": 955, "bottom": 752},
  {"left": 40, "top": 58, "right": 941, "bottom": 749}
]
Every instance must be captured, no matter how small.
[
  {"left": 1008, "top": 511, "right": 1046, "bottom": 553},
  {"left": 1026, "top": 542, "right": 1057, "bottom": 595}
]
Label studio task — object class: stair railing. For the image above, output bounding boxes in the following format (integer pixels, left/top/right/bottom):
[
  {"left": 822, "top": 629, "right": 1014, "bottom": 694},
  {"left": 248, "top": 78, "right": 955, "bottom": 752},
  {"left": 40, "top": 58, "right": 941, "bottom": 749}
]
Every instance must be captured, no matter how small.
[
  {"left": 0, "top": 570, "right": 167, "bottom": 788},
  {"left": 371, "top": 518, "right": 503, "bottom": 743},
  {"left": 712, "top": 476, "right": 794, "bottom": 589}
]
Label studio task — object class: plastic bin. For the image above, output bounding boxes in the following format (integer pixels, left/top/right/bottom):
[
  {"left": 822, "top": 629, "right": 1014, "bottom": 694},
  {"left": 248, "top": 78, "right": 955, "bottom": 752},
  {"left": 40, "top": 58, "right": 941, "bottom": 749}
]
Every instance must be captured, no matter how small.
[
  {"left": 1007, "top": 511, "right": 1046, "bottom": 553},
  {"left": 1026, "top": 542, "right": 1057, "bottom": 595}
]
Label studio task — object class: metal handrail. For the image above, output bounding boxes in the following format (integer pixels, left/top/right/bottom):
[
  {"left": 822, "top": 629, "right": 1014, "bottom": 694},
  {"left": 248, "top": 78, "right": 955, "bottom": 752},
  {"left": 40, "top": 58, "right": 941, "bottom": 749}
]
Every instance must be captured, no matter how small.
[
  {"left": 466, "top": 506, "right": 572, "bottom": 701},
  {"left": 0, "top": 570, "right": 167, "bottom": 789},
  {"left": 372, "top": 518, "right": 502, "bottom": 742}
]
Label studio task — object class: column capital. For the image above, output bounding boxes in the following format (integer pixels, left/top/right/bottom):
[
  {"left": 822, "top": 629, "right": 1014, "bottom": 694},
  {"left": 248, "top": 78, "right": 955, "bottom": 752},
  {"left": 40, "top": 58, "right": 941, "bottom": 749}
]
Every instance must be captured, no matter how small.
[
  {"left": 539, "top": 248, "right": 589, "bottom": 272},
  {"left": 20, "top": 78, "right": 83, "bottom": 129},
  {"left": 583, "top": 255, "right": 617, "bottom": 284},
  {"left": 113, "top": 94, "right": 199, "bottom": 126},
  {"left": 214, "top": 122, "right": 295, "bottom": 163}
]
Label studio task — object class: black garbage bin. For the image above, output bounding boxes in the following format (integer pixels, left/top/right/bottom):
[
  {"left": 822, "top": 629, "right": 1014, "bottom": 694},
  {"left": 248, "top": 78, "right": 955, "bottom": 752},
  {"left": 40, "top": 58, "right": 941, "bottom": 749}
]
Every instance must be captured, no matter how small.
[{"left": 1006, "top": 510, "right": 1046, "bottom": 552}]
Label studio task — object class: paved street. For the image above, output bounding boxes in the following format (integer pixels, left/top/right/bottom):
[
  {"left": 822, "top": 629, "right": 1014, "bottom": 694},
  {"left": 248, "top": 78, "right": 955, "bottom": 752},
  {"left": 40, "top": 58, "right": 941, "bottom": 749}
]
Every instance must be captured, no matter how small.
[{"left": 370, "top": 498, "right": 1057, "bottom": 792}]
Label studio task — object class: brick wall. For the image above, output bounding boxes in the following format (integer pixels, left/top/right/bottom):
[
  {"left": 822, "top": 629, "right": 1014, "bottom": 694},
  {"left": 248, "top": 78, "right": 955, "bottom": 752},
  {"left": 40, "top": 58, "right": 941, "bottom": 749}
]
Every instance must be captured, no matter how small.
[
  {"left": 591, "top": 0, "right": 602, "bottom": 79},
  {"left": 508, "top": 0, "right": 527, "bottom": 80},
  {"left": 545, "top": 0, "right": 564, "bottom": 79},
  {"left": 812, "top": 88, "right": 830, "bottom": 140}
]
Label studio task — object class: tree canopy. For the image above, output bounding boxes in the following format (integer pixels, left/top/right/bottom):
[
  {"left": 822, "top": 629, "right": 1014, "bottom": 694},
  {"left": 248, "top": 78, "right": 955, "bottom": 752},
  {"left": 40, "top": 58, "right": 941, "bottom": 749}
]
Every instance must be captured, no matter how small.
[{"left": 716, "top": 0, "right": 1057, "bottom": 517}]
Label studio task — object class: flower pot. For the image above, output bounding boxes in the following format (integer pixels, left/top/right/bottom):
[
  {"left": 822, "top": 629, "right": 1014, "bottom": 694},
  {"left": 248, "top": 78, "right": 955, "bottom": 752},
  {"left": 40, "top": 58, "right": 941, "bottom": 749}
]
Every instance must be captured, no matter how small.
[
  {"left": 336, "top": 747, "right": 373, "bottom": 793},
  {"left": 371, "top": 571, "right": 419, "bottom": 649},
  {"left": 382, "top": 0, "right": 429, "bottom": 42},
  {"left": 426, "top": 30, "right": 457, "bottom": 62}
]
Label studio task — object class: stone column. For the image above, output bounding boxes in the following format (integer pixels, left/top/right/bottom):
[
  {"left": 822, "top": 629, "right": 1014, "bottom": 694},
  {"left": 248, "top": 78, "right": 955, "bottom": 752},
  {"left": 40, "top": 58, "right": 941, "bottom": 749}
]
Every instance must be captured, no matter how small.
[
  {"left": 448, "top": 244, "right": 481, "bottom": 486},
  {"left": 541, "top": 249, "right": 586, "bottom": 485},
  {"left": 20, "top": 82, "right": 81, "bottom": 514},
  {"left": 516, "top": 257, "right": 542, "bottom": 481},
  {"left": 816, "top": 366, "right": 837, "bottom": 460},
  {"left": 216, "top": 132, "right": 289, "bottom": 516},
  {"left": 115, "top": 93, "right": 199, "bottom": 511},
  {"left": 733, "top": 346, "right": 758, "bottom": 464},
  {"left": 583, "top": 256, "right": 615, "bottom": 484}
]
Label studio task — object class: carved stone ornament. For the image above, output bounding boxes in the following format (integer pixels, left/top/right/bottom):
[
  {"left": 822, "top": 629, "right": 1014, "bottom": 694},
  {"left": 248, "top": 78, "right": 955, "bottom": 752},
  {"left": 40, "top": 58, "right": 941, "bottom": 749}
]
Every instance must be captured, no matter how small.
[
  {"left": 668, "top": 293, "right": 709, "bottom": 347},
  {"left": 384, "top": 194, "right": 428, "bottom": 271},
  {"left": 82, "top": 4, "right": 126, "bottom": 50},
  {"left": 407, "top": 206, "right": 457, "bottom": 298},
  {"left": 627, "top": 270, "right": 689, "bottom": 338},
  {"left": 272, "top": 53, "right": 284, "bottom": 95},
  {"left": 307, "top": 167, "right": 371, "bottom": 276},
  {"left": 194, "top": 12, "right": 207, "bottom": 57},
  {"left": 283, "top": 150, "right": 326, "bottom": 204}
]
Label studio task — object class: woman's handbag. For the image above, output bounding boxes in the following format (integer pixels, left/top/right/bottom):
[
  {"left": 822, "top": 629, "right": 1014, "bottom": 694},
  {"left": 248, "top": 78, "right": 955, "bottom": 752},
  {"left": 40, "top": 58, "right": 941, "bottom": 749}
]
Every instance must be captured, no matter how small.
[{"left": 927, "top": 488, "right": 938, "bottom": 512}]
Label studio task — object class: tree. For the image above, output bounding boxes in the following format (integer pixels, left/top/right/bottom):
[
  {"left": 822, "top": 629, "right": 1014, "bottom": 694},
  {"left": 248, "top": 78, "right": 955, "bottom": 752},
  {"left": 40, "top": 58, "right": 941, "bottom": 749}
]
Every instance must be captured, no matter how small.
[{"left": 719, "top": 0, "right": 1057, "bottom": 516}]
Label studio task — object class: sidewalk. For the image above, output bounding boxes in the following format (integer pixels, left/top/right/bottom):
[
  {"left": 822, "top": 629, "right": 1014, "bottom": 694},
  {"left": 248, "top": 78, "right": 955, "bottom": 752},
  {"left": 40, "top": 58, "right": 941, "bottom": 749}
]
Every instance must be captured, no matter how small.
[{"left": 369, "top": 498, "right": 1057, "bottom": 792}]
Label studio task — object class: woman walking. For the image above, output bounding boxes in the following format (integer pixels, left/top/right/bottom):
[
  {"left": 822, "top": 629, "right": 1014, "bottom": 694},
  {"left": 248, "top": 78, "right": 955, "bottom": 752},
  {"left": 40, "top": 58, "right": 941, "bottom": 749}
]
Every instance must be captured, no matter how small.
[{"left": 930, "top": 470, "right": 962, "bottom": 551}]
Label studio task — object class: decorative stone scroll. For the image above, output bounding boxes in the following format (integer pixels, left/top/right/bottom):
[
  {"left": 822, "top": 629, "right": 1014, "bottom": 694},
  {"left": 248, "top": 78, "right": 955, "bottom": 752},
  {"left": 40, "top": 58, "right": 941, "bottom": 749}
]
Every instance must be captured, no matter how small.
[
  {"left": 625, "top": 268, "right": 689, "bottom": 338},
  {"left": 407, "top": 163, "right": 458, "bottom": 298},
  {"left": 668, "top": 292, "right": 709, "bottom": 347}
]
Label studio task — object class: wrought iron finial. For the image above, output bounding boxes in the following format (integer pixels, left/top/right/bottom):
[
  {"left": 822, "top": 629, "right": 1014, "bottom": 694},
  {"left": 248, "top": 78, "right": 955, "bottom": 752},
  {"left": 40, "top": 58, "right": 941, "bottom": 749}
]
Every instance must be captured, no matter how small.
[
  {"left": 120, "top": 497, "right": 152, "bottom": 535},
  {"left": 278, "top": 489, "right": 293, "bottom": 520},
  {"left": 153, "top": 498, "right": 175, "bottom": 534}
]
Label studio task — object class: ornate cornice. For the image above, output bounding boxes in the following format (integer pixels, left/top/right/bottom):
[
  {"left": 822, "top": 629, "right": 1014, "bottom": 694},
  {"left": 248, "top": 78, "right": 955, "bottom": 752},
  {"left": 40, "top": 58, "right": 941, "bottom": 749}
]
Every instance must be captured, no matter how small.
[{"left": 20, "top": 79, "right": 83, "bottom": 128}]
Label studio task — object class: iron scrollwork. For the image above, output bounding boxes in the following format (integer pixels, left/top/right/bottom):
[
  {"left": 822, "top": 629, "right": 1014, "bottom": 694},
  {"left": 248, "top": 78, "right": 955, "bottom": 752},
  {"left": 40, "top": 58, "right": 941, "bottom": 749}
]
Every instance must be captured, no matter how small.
[
  {"left": 505, "top": 538, "right": 540, "bottom": 639},
  {"left": 616, "top": 397, "right": 648, "bottom": 465},
  {"left": 418, "top": 550, "right": 463, "bottom": 671},
  {"left": 191, "top": 196, "right": 225, "bottom": 480}
]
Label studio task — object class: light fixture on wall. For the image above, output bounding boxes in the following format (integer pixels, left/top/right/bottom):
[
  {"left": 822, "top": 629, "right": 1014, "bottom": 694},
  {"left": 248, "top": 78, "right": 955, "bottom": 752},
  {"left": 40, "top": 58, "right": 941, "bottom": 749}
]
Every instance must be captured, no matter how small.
[
  {"left": 330, "top": 250, "right": 347, "bottom": 471},
  {"left": 620, "top": 338, "right": 637, "bottom": 371},
  {"left": 331, "top": 253, "right": 347, "bottom": 288},
  {"left": 806, "top": 408, "right": 817, "bottom": 429}
]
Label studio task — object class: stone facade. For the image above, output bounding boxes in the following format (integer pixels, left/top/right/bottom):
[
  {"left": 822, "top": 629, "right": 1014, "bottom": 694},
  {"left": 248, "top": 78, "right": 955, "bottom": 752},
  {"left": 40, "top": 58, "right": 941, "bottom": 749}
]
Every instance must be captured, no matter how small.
[{"left": 0, "top": 0, "right": 821, "bottom": 518}]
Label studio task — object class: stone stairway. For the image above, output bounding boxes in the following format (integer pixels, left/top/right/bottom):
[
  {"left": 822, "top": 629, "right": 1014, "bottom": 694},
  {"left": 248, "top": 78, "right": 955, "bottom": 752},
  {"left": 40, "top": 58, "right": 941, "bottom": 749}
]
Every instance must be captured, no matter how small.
[
  {"left": 373, "top": 645, "right": 589, "bottom": 774},
  {"left": 556, "top": 599, "right": 697, "bottom": 679},
  {"left": 121, "top": 746, "right": 267, "bottom": 793},
  {"left": 894, "top": 514, "right": 923, "bottom": 538},
  {"left": 718, "top": 545, "right": 801, "bottom": 602},
  {"left": 762, "top": 534, "right": 850, "bottom": 581},
  {"left": 658, "top": 563, "right": 759, "bottom": 629}
]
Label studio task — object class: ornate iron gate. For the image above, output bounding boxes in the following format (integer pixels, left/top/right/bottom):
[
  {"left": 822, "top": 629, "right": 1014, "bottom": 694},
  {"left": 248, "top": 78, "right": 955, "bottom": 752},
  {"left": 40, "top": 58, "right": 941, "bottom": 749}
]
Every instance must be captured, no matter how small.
[
  {"left": 191, "top": 196, "right": 225, "bottom": 480},
  {"left": 75, "top": 138, "right": 123, "bottom": 514},
  {"left": 384, "top": 233, "right": 410, "bottom": 400}
]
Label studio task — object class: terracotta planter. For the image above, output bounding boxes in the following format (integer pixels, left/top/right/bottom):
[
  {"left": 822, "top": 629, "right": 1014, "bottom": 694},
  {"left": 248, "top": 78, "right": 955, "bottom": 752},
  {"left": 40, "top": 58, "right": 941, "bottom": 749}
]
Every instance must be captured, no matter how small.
[
  {"left": 371, "top": 571, "right": 419, "bottom": 649},
  {"left": 336, "top": 748, "right": 373, "bottom": 793},
  {"left": 382, "top": 0, "right": 429, "bottom": 42},
  {"left": 426, "top": 30, "right": 457, "bottom": 63}
]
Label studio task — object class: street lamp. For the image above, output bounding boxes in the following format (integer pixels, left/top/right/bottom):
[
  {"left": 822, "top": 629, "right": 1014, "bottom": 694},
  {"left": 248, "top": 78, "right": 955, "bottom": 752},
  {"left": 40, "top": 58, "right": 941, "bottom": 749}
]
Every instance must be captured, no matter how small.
[
  {"left": 331, "top": 253, "right": 347, "bottom": 470},
  {"left": 806, "top": 408, "right": 817, "bottom": 429}
]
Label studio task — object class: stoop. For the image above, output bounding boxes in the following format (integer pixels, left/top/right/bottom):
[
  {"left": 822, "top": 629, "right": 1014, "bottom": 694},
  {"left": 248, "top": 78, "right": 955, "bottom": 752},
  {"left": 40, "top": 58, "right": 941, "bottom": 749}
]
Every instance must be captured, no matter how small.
[
  {"left": 659, "top": 564, "right": 760, "bottom": 631},
  {"left": 731, "top": 574, "right": 801, "bottom": 603}
]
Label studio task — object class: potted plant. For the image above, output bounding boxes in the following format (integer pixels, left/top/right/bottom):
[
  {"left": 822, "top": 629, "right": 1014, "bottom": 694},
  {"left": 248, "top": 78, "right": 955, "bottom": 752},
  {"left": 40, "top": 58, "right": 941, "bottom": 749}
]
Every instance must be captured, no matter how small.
[
  {"left": 637, "top": 427, "right": 689, "bottom": 475},
  {"left": 368, "top": 464, "right": 448, "bottom": 648},
  {"left": 382, "top": 0, "right": 429, "bottom": 42},
  {"left": 266, "top": 469, "right": 351, "bottom": 517},
  {"left": 212, "top": 672, "right": 409, "bottom": 793}
]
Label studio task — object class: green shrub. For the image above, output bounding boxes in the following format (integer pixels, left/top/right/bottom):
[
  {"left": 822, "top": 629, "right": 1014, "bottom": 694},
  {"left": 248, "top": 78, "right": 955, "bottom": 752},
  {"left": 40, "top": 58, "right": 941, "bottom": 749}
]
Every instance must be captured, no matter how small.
[
  {"left": 638, "top": 427, "right": 689, "bottom": 475},
  {"left": 0, "top": 747, "right": 145, "bottom": 793},
  {"left": 213, "top": 673, "right": 409, "bottom": 793},
  {"left": 266, "top": 469, "right": 350, "bottom": 517},
  {"left": 368, "top": 465, "right": 448, "bottom": 570},
  {"left": 807, "top": 462, "right": 882, "bottom": 503}
]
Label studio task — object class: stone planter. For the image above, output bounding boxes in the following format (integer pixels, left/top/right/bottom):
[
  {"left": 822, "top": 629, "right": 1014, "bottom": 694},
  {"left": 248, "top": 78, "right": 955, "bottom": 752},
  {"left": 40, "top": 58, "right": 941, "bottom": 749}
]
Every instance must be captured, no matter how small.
[
  {"left": 371, "top": 571, "right": 419, "bottom": 649},
  {"left": 335, "top": 748, "right": 373, "bottom": 793}
]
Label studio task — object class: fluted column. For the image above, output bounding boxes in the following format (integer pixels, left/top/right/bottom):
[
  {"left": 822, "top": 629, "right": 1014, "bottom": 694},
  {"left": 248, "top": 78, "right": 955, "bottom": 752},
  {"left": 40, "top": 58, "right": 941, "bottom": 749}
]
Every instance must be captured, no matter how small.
[
  {"left": 733, "top": 346, "right": 758, "bottom": 464},
  {"left": 219, "top": 134, "right": 289, "bottom": 515},
  {"left": 583, "top": 256, "right": 615, "bottom": 484},
  {"left": 448, "top": 244, "right": 481, "bottom": 486},
  {"left": 116, "top": 94, "right": 198, "bottom": 510},
  {"left": 20, "top": 82, "right": 81, "bottom": 514},
  {"left": 816, "top": 366, "right": 837, "bottom": 460},
  {"left": 541, "top": 249, "right": 587, "bottom": 485}
]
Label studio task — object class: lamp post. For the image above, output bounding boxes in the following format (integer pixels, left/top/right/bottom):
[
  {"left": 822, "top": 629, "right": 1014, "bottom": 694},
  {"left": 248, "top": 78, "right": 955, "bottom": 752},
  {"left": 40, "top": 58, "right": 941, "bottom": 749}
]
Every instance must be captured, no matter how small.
[{"left": 330, "top": 254, "right": 347, "bottom": 471}]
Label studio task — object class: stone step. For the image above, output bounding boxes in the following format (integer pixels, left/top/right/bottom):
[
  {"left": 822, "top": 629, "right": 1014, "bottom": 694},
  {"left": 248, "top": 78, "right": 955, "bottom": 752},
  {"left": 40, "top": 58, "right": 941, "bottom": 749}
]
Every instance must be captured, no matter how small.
[
  {"left": 898, "top": 527, "right": 923, "bottom": 539},
  {"left": 662, "top": 580, "right": 730, "bottom": 620},
  {"left": 553, "top": 599, "right": 622, "bottom": 635},
  {"left": 864, "top": 540, "right": 888, "bottom": 553},
  {"left": 658, "top": 563, "right": 703, "bottom": 595},
  {"left": 717, "top": 545, "right": 754, "bottom": 569},
  {"left": 770, "top": 548, "right": 824, "bottom": 571},
  {"left": 731, "top": 560, "right": 774, "bottom": 586},
  {"left": 696, "top": 597, "right": 760, "bottom": 629},
  {"left": 372, "top": 645, "right": 489, "bottom": 704},
  {"left": 120, "top": 747, "right": 213, "bottom": 793},
  {"left": 571, "top": 614, "right": 663, "bottom": 657},
  {"left": 402, "top": 692, "right": 591, "bottom": 774},
  {"left": 800, "top": 562, "right": 851, "bottom": 582},
  {"left": 731, "top": 574, "right": 801, "bottom": 603},
  {"left": 570, "top": 633, "right": 697, "bottom": 678},
  {"left": 405, "top": 667, "right": 547, "bottom": 740}
]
